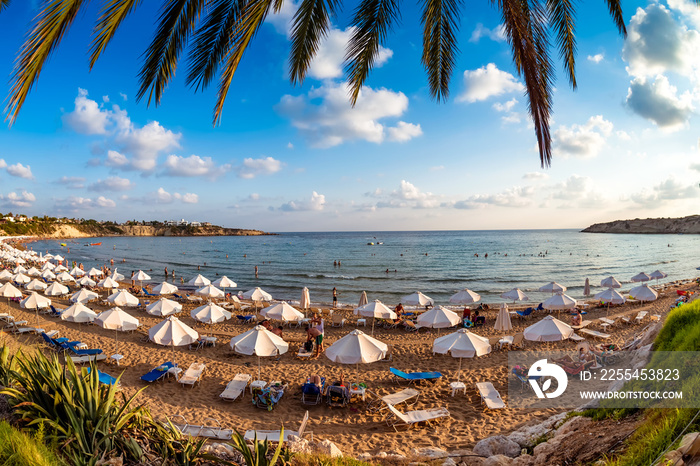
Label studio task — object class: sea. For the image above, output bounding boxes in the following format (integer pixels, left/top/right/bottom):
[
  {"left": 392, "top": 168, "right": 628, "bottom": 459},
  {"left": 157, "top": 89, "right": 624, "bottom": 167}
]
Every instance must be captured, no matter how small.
[{"left": 28, "top": 230, "right": 700, "bottom": 307}]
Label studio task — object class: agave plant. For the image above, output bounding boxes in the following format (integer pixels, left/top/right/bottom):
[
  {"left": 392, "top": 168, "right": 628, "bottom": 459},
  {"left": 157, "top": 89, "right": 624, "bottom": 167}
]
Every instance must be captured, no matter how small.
[
  {"left": 0, "top": 0, "right": 630, "bottom": 166},
  {"left": 229, "top": 429, "right": 284, "bottom": 466},
  {"left": 0, "top": 343, "right": 19, "bottom": 388}
]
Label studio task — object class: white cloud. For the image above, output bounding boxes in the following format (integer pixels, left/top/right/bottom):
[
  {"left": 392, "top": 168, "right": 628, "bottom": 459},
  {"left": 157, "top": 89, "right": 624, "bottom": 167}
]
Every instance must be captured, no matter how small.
[
  {"left": 277, "top": 82, "right": 419, "bottom": 148},
  {"left": 308, "top": 27, "right": 393, "bottom": 80},
  {"left": 287, "top": 142, "right": 294, "bottom": 149},
  {"left": 625, "top": 75, "right": 693, "bottom": 129},
  {"left": 280, "top": 191, "right": 326, "bottom": 211},
  {"left": 387, "top": 121, "right": 423, "bottom": 142},
  {"left": 266, "top": 0, "right": 298, "bottom": 36},
  {"left": 0, "top": 159, "right": 6, "bottom": 169},
  {"left": 88, "top": 176, "right": 133, "bottom": 192},
  {"left": 548, "top": 175, "right": 606, "bottom": 208},
  {"left": 375, "top": 180, "right": 441, "bottom": 209},
  {"left": 6, "top": 163, "right": 34, "bottom": 180},
  {"left": 55, "top": 176, "right": 86, "bottom": 189},
  {"left": 457, "top": 64, "right": 524, "bottom": 103},
  {"left": 102, "top": 95, "right": 110, "bottom": 103},
  {"left": 0, "top": 190, "right": 36, "bottom": 208},
  {"left": 523, "top": 172, "right": 549, "bottom": 180},
  {"left": 152, "top": 187, "right": 199, "bottom": 204},
  {"left": 430, "top": 166, "right": 445, "bottom": 171},
  {"left": 53, "top": 196, "right": 115, "bottom": 213},
  {"left": 628, "top": 177, "right": 698, "bottom": 207},
  {"left": 492, "top": 98, "right": 522, "bottom": 123},
  {"left": 117, "top": 120, "right": 182, "bottom": 171},
  {"left": 587, "top": 53, "right": 605, "bottom": 63},
  {"left": 616, "top": 130, "right": 632, "bottom": 141},
  {"left": 235, "top": 157, "right": 283, "bottom": 179},
  {"left": 119, "top": 92, "right": 127, "bottom": 101},
  {"left": 105, "top": 150, "right": 129, "bottom": 167},
  {"left": 552, "top": 115, "right": 613, "bottom": 159},
  {"left": 162, "top": 154, "right": 231, "bottom": 178},
  {"left": 469, "top": 23, "right": 505, "bottom": 43},
  {"left": 95, "top": 196, "right": 116, "bottom": 208},
  {"left": 62, "top": 88, "right": 111, "bottom": 135},
  {"left": 248, "top": 193, "right": 261, "bottom": 201},
  {"left": 454, "top": 186, "right": 535, "bottom": 209}
]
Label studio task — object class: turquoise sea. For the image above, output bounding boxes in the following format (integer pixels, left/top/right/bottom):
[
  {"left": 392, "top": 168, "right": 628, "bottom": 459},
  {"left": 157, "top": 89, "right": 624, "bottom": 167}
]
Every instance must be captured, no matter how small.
[{"left": 29, "top": 230, "right": 700, "bottom": 307}]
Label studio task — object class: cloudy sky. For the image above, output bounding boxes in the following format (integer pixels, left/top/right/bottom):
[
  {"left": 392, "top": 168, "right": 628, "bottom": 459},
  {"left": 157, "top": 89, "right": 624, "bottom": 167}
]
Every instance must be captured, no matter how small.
[{"left": 0, "top": 0, "right": 698, "bottom": 232}]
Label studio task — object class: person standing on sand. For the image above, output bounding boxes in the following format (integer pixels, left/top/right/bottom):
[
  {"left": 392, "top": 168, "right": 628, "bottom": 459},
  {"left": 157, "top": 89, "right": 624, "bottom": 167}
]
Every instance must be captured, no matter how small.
[{"left": 332, "top": 287, "right": 338, "bottom": 307}]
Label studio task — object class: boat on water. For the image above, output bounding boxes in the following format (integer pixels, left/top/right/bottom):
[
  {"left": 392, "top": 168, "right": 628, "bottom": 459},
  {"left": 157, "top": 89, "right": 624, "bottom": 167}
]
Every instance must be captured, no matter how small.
[
  {"left": 87, "top": 242, "right": 102, "bottom": 246},
  {"left": 60, "top": 243, "right": 67, "bottom": 247}
]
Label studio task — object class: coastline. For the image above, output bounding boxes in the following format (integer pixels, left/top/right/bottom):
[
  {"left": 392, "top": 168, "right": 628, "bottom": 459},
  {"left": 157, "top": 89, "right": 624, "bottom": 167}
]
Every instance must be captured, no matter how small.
[{"left": 582, "top": 214, "right": 700, "bottom": 234}]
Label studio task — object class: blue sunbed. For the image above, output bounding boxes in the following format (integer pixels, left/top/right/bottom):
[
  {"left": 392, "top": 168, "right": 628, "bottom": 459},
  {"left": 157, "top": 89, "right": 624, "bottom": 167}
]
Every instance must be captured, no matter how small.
[
  {"left": 516, "top": 308, "right": 534, "bottom": 318},
  {"left": 301, "top": 377, "right": 325, "bottom": 405},
  {"left": 390, "top": 367, "right": 442, "bottom": 383},
  {"left": 141, "top": 362, "right": 176, "bottom": 383},
  {"left": 142, "top": 288, "right": 158, "bottom": 297},
  {"left": 86, "top": 367, "right": 118, "bottom": 385},
  {"left": 60, "top": 342, "right": 103, "bottom": 356},
  {"left": 237, "top": 315, "right": 255, "bottom": 323}
]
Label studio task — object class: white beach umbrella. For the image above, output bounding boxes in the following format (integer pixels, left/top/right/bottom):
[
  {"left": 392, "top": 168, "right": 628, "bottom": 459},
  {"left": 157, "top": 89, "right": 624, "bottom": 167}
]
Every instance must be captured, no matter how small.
[
  {"left": 134, "top": 270, "right": 151, "bottom": 288},
  {"left": 56, "top": 271, "right": 75, "bottom": 283},
  {"left": 449, "top": 288, "right": 481, "bottom": 305},
  {"left": 95, "top": 307, "right": 140, "bottom": 354},
  {"left": 77, "top": 276, "right": 97, "bottom": 287},
  {"left": 300, "top": 287, "right": 311, "bottom": 310},
  {"left": 20, "top": 292, "right": 51, "bottom": 309},
  {"left": 0, "top": 282, "right": 22, "bottom": 300},
  {"left": 629, "top": 284, "right": 658, "bottom": 302},
  {"left": 433, "top": 329, "right": 491, "bottom": 381},
  {"left": 416, "top": 305, "right": 461, "bottom": 329},
  {"left": 53, "top": 255, "right": 65, "bottom": 262},
  {"left": 61, "top": 302, "right": 97, "bottom": 323},
  {"left": 524, "top": 315, "right": 574, "bottom": 342},
  {"left": 98, "top": 277, "right": 120, "bottom": 289},
  {"left": 54, "top": 265, "right": 68, "bottom": 273},
  {"left": 494, "top": 303, "right": 513, "bottom": 332},
  {"left": 500, "top": 288, "right": 529, "bottom": 303},
  {"left": 188, "top": 274, "right": 211, "bottom": 287},
  {"left": 594, "top": 287, "right": 626, "bottom": 315},
  {"left": 146, "top": 298, "right": 182, "bottom": 317},
  {"left": 324, "top": 329, "right": 388, "bottom": 385},
  {"left": 12, "top": 265, "right": 27, "bottom": 274},
  {"left": 152, "top": 281, "right": 178, "bottom": 295},
  {"left": 25, "top": 278, "right": 47, "bottom": 291},
  {"left": 87, "top": 267, "right": 103, "bottom": 277},
  {"left": 358, "top": 291, "right": 368, "bottom": 308},
  {"left": 649, "top": 270, "right": 668, "bottom": 284},
  {"left": 69, "top": 267, "right": 86, "bottom": 277},
  {"left": 191, "top": 302, "right": 231, "bottom": 325},
  {"left": 41, "top": 262, "right": 55, "bottom": 271},
  {"left": 260, "top": 302, "right": 304, "bottom": 322},
  {"left": 110, "top": 269, "right": 125, "bottom": 281},
  {"left": 70, "top": 288, "right": 99, "bottom": 304},
  {"left": 542, "top": 292, "right": 577, "bottom": 311},
  {"left": 212, "top": 276, "right": 237, "bottom": 292},
  {"left": 230, "top": 325, "right": 289, "bottom": 380},
  {"left": 401, "top": 291, "right": 434, "bottom": 307},
  {"left": 44, "top": 281, "right": 69, "bottom": 296},
  {"left": 600, "top": 276, "right": 622, "bottom": 288},
  {"left": 13, "top": 258, "right": 25, "bottom": 264},
  {"left": 12, "top": 273, "right": 30, "bottom": 284},
  {"left": 539, "top": 282, "right": 567, "bottom": 294},
  {"left": 195, "top": 284, "right": 225, "bottom": 299},
  {"left": 631, "top": 272, "right": 651, "bottom": 283},
  {"left": 0, "top": 270, "right": 13, "bottom": 281},
  {"left": 242, "top": 287, "right": 273, "bottom": 301},
  {"left": 107, "top": 289, "right": 140, "bottom": 307},
  {"left": 354, "top": 299, "right": 397, "bottom": 335},
  {"left": 149, "top": 316, "right": 199, "bottom": 360},
  {"left": 26, "top": 267, "right": 41, "bottom": 277},
  {"left": 41, "top": 270, "right": 56, "bottom": 281}
]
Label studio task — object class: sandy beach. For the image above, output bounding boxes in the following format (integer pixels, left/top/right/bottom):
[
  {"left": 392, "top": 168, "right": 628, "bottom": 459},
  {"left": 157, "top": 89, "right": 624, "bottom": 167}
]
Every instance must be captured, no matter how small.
[{"left": 1, "top": 276, "right": 696, "bottom": 457}]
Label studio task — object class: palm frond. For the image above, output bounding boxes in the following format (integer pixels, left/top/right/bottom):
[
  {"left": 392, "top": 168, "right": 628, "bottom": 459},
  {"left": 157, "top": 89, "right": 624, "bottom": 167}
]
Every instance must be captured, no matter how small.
[
  {"left": 136, "top": 0, "right": 207, "bottom": 106},
  {"left": 498, "top": 0, "right": 553, "bottom": 167},
  {"left": 289, "top": 0, "right": 339, "bottom": 84},
  {"left": 0, "top": 0, "right": 11, "bottom": 12},
  {"left": 90, "top": 0, "right": 144, "bottom": 70},
  {"left": 546, "top": 0, "right": 576, "bottom": 88},
  {"left": 213, "top": 0, "right": 275, "bottom": 125},
  {"left": 345, "top": 0, "right": 400, "bottom": 105},
  {"left": 420, "top": 0, "right": 462, "bottom": 102},
  {"left": 5, "top": 0, "right": 88, "bottom": 125},
  {"left": 603, "top": 0, "right": 626, "bottom": 35},
  {"left": 186, "top": 0, "right": 243, "bottom": 92}
]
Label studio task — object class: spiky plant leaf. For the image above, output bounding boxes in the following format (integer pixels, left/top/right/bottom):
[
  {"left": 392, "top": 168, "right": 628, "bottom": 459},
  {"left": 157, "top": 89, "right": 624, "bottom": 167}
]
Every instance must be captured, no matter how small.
[
  {"left": 90, "top": 0, "right": 144, "bottom": 70},
  {"left": 289, "top": 0, "right": 339, "bottom": 84},
  {"left": 420, "top": 0, "right": 462, "bottom": 102}
]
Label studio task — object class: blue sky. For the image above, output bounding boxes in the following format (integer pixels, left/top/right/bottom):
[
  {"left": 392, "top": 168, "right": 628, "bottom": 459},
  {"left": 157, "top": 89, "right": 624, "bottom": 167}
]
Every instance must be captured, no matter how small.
[{"left": 0, "top": 0, "right": 698, "bottom": 232}]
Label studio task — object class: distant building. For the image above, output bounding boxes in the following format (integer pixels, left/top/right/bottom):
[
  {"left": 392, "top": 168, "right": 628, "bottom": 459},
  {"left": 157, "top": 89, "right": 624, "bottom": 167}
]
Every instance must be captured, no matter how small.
[
  {"left": 190, "top": 221, "right": 201, "bottom": 227},
  {"left": 202, "top": 222, "right": 212, "bottom": 226},
  {"left": 177, "top": 219, "right": 189, "bottom": 226}
]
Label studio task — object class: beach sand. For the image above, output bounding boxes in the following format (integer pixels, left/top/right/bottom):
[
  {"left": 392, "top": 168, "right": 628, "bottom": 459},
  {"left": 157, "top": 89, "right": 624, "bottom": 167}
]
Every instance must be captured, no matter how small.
[{"left": 1, "top": 280, "right": 696, "bottom": 456}]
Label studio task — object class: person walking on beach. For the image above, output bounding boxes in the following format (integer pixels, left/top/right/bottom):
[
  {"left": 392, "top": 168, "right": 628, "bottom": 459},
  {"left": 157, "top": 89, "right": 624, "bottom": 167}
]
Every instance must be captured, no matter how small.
[{"left": 332, "top": 287, "right": 338, "bottom": 307}]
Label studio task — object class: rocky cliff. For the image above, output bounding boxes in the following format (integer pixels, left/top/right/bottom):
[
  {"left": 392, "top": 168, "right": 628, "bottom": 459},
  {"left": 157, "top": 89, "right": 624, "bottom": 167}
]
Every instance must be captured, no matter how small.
[
  {"left": 117, "top": 225, "right": 270, "bottom": 237},
  {"left": 582, "top": 215, "right": 700, "bottom": 234}
]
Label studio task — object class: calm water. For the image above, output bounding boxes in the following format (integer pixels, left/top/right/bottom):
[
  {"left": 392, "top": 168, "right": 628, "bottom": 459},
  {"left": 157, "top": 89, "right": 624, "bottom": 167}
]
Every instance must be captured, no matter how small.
[{"left": 29, "top": 230, "right": 700, "bottom": 307}]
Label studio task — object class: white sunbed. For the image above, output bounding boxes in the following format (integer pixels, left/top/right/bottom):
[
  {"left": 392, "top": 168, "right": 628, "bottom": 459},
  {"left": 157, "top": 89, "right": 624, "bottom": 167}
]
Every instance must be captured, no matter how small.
[
  {"left": 70, "top": 353, "right": 108, "bottom": 364},
  {"left": 475, "top": 382, "right": 506, "bottom": 410},
  {"left": 170, "top": 415, "right": 233, "bottom": 440},
  {"left": 367, "top": 388, "right": 420, "bottom": 413},
  {"left": 635, "top": 311, "right": 649, "bottom": 323},
  {"left": 571, "top": 320, "right": 592, "bottom": 330},
  {"left": 244, "top": 410, "right": 311, "bottom": 442},
  {"left": 385, "top": 403, "right": 450, "bottom": 431},
  {"left": 219, "top": 373, "right": 251, "bottom": 401},
  {"left": 579, "top": 329, "right": 611, "bottom": 339},
  {"left": 569, "top": 333, "right": 586, "bottom": 341},
  {"left": 178, "top": 363, "right": 206, "bottom": 388}
]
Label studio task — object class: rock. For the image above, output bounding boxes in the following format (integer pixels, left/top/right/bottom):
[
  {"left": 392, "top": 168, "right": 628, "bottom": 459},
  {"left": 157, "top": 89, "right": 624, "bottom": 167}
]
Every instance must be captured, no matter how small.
[
  {"left": 507, "top": 432, "right": 533, "bottom": 448},
  {"left": 449, "top": 449, "right": 475, "bottom": 457},
  {"left": 483, "top": 455, "right": 513, "bottom": 466},
  {"left": 388, "top": 454, "right": 407, "bottom": 461},
  {"left": 357, "top": 453, "right": 373, "bottom": 461},
  {"left": 656, "top": 450, "right": 683, "bottom": 466},
  {"left": 473, "top": 436, "right": 521, "bottom": 458},
  {"left": 511, "top": 454, "right": 535, "bottom": 466},
  {"left": 413, "top": 447, "right": 449, "bottom": 459},
  {"left": 288, "top": 434, "right": 312, "bottom": 454},
  {"left": 442, "top": 458, "right": 457, "bottom": 466},
  {"left": 532, "top": 432, "right": 577, "bottom": 466},
  {"left": 678, "top": 432, "right": 700, "bottom": 457},
  {"left": 555, "top": 416, "right": 592, "bottom": 436},
  {"left": 408, "top": 463, "right": 429, "bottom": 466},
  {"left": 316, "top": 439, "right": 343, "bottom": 458},
  {"left": 376, "top": 452, "right": 388, "bottom": 458}
]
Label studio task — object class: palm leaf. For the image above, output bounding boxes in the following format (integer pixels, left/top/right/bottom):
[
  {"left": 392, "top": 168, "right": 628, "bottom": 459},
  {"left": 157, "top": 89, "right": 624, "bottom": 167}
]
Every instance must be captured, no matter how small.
[
  {"left": 0, "top": 0, "right": 11, "bottom": 12},
  {"left": 546, "top": 0, "right": 576, "bottom": 88},
  {"left": 213, "top": 0, "right": 275, "bottom": 125},
  {"left": 289, "top": 0, "right": 339, "bottom": 84},
  {"left": 420, "top": 0, "right": 462, "bottom": 102},
  {"left": 5, "top": 0, "right": 88, "bottom": 125},
  {"left": 136, "top": 0, "right": 207, "bottom": 106},
  {"left": 90, "top": 0, "right": 145, "bottom": 70},
  {"left": 498, "top": 0, "right": 553, "bottom": 167},
  {"left": 186, "top": 0, "right": 243, "bottom": 92},
  {"left": 603, "top": 0, "right": 626, "bottom": 35},
  {"left": 345, "top": 0, "right": 400, "bottom": 105}
]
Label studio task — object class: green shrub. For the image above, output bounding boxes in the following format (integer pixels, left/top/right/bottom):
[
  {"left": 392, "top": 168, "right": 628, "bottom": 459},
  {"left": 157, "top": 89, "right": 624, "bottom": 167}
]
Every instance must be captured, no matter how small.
[{"left": 0, "top": 420, "right": 65, "bottom": 466}]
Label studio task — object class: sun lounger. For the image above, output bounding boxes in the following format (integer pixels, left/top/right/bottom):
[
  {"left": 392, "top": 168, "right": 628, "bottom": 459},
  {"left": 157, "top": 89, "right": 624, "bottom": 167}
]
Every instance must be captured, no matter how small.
[
  {"left": 367, "top": 388, "right": 420, "bottom": 413},
  {"left": 70, "top": 353, "right": 107, "bottom": 364},
  {"left": 297, "top": 344, "right": 315, "bottom": 359},
  {"left": 579, "top": 329, "right": 611, "bottom": 339},
  {"left": 634, "top": 311, "right": 648, "bottom": 323},
  {"left": 569, "top": 333, "right": 586, "bottom": 341},
  {"left": 301, "top": 377, "right": 325, "bottom": 405},
  {"left": 141, "top": 362, "right": 177, "bottom": 383},
  {"left": 170, "top": 415, "right": 234, "bottom": 440},
  {"left": 178, "top": 363, "right": 206, "bottom": 388},
  {"left": 390, "top": 367, "right": 442, "bottom": 384},
  {"left": 60, "top": 342, "right": 103, "bottom": 356},
  {"left": 220, "top": 373, "right": 252, "bottom": 401},
  {"left": 244, "top": 410, "right": 311, "bottom": 442},
  {"left": 475, "top": 382, "right": 505, "bottom": 409},
  {"left": 571, "top": 320, "right": 592, "bottom": 329},
  {"left": 384, "top": 403, "right": 450, "bottom": 431},
  {"left": 516, "top": 308, "right": 534, "bottom": 319},
  {"left": 236, "top": 315, "right": 255, "bottom": 323},
  {"left": 5, "top": 320, "right": 34, "bottom": 334},
  {"left": 331, "top": 314, "right": 346, "bottom": 327},
  {"left": 86, "top": 367, "right": 119, "bottom": 386}
]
